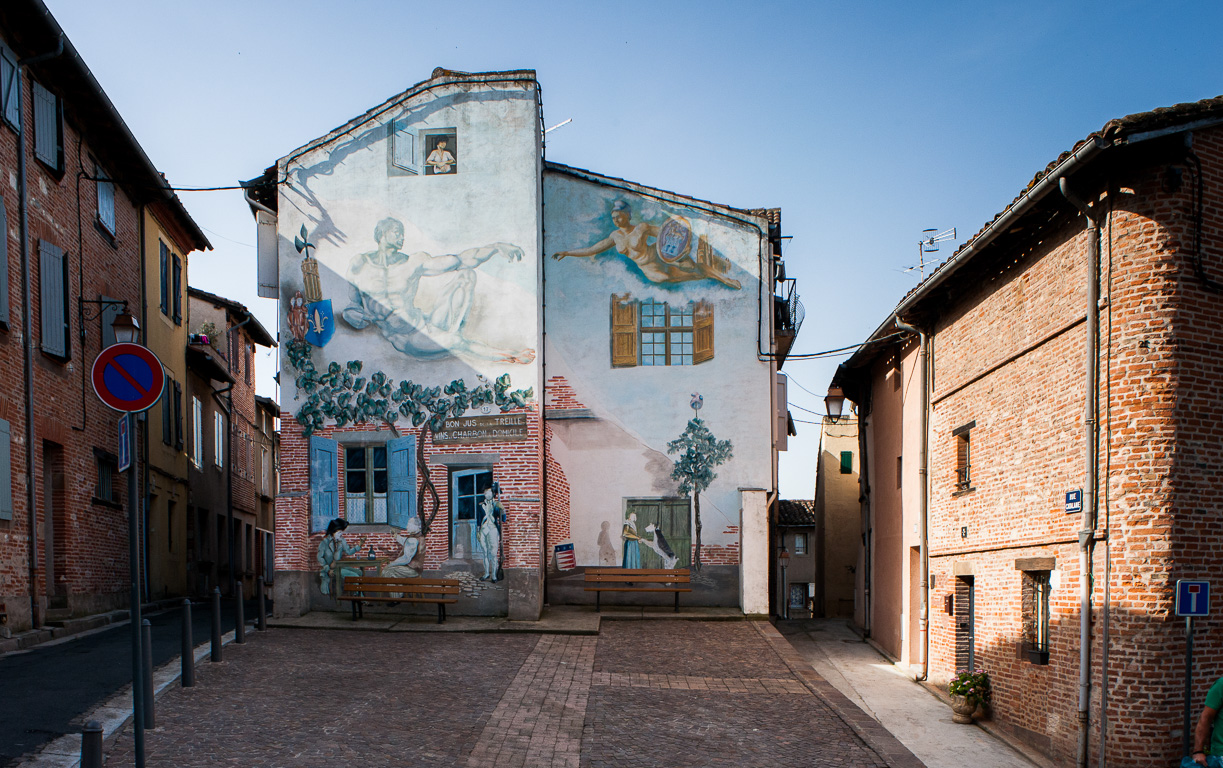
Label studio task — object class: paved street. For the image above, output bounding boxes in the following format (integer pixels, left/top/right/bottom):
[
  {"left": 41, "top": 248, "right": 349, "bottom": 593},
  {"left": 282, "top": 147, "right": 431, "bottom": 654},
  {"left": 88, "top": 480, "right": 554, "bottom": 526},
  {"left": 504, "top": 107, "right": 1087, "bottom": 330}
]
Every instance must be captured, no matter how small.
[
  {"left": 0, "top": 602, "right": 239, "bottom": 766},
  {"left": 104, "top": 620, "right": 921, "bottom": 768}
]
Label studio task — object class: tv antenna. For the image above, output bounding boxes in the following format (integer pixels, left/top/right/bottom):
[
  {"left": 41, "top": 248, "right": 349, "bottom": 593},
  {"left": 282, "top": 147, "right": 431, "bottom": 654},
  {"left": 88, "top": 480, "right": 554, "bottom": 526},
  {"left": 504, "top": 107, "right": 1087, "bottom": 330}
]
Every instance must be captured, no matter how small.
[{"left": 912, "top": 227, "right": 956, "bottom": 280}]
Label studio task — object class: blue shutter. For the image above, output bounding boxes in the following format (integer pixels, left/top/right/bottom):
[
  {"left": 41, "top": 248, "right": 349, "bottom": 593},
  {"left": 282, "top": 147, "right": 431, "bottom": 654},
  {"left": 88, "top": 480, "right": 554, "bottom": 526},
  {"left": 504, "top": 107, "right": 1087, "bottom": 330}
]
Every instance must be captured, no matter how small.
[
  {"left": 32, "top": 81, "right": 58, "bottom": 168},
  {"left": 0, "top": 418, "right": 11, "bottom": 521},
  {"left": 309, "top": 436, "right": 338, "bottom": 533},
  {"left": 0, "top": 48, "right": 18, "bottom": 127},
  {"left": 96, "top": 167, "right": 115, "bottom": 233},
  {"left": 0, "top": 196, "right": 9, "bottom": 325},
  {"left": 387, "top": 436, "right": 416, "bottom": 529},
  {"left": 39, "top": 240, "right": 66, "bottom": 357}
]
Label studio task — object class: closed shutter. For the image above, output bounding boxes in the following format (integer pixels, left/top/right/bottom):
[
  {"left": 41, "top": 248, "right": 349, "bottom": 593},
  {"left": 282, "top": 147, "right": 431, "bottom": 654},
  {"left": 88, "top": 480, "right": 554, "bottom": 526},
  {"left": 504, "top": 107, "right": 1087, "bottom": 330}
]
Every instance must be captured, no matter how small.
[
  {"left": 840, "top": 451, "right": 853, "bottom": 474},
  {"left": 0, "top": 196, "right": 9, "bottom": 325},
  {"left": 159, "top": 241, "right": 169, "bottom": 315},
  {"left": 386, "top": 436, "right": 416, "bottom": 529},
  {"left": 0, "top": 418, "right": 11, "bottom": 521},
  {"left": 39, "top": 240, "right": 67, "bottom": 357},
  {"left": 172, "top": 254, "right": 182, "bottom": 324},
  {"left": 0, "top": 48, "right": 17, "bottom": 127},
  {"left": 96, "top": 168, "right": 115, "bottom": 233},
  {"left": 32, "top": 81, "right": 59, "bottom": 169},
  {"left": 610, "top": 293, "right": 638, "bottom": 368},
  {"left": 162, "top": 377, "right": 172, "bottom": 445},
  {"left": 693, "top": 299, "right": 714, "bottom": 364},
  {"left": 309, "top": 436, "right": 338, "bottom": 533},
  {"left": 174, "top": 381, "right": 184, "bottom": 450}
]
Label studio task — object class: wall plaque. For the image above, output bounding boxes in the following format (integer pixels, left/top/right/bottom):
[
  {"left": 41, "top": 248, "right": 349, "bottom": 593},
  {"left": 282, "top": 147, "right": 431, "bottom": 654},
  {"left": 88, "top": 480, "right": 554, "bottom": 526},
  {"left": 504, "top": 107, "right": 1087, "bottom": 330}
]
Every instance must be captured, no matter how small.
[{"left": 434, "top": 414, "right": 529, "bottom": 445}]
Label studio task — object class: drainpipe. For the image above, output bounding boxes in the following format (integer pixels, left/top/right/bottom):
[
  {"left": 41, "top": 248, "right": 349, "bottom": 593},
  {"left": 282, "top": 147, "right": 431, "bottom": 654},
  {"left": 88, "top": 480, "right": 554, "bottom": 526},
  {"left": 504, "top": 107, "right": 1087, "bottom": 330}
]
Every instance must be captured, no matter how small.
[
  {"left": 16, "top": 36, "right": 65, "bottom": 628},
  {"left": 1060, "top": 177, "right": 1100, "bottom": 768},
  {"left": 895, "top": 317, "right": 930, "bottom": 681}
]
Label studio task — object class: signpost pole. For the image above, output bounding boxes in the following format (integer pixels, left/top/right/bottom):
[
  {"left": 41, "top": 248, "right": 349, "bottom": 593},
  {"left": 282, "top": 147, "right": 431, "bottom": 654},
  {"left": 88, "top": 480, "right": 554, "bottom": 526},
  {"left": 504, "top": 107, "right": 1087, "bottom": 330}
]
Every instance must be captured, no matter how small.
[
  {"left": 127, "top": 411, "right": 145, "bottom": 767},
  {"left": 1186, "top": 615, "right": 1194, "bottom": 756}
]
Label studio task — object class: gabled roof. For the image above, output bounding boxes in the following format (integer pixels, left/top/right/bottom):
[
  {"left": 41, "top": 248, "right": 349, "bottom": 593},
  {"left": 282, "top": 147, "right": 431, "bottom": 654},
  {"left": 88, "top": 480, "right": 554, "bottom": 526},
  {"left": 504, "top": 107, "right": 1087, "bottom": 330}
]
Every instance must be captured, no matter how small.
[
  {"left": 0, "top": 0, "right": 210, "bottom": 253},
  {"left": 838, "top": 93, "right": 1223, "bottom": 378},
  {"left": 187, "top": 287, "right": 276, "bottom": 348},
  {"left": 778, "top": 499, "right": 817, "bottom": 526}
]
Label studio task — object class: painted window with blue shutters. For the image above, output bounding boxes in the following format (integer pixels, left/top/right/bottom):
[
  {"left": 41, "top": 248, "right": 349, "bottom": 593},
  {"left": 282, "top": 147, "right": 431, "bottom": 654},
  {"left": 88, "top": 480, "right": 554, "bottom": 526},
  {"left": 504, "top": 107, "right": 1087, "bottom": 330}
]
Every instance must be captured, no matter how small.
[
  {"left": 310, "top": 436, "right": 338, "bottom": 533},
  {"left": 0, "top": 418, "right": 12, "bottom": 521},
  {"left": 38, "top": 240, "right": 68, "bottom": 358},
  {"left": 386, "top": 437, "right": 415, "bottom": 529},
  {"left": 338, "top": 438, "right": 416, "bottom": 527}
]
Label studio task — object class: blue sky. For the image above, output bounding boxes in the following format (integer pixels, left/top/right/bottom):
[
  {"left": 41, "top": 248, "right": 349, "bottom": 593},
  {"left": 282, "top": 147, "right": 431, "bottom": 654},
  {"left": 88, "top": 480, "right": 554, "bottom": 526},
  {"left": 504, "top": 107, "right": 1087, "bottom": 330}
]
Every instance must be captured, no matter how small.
[{"left": 44, "top": 0, "right": 1223, "bottom": 497}]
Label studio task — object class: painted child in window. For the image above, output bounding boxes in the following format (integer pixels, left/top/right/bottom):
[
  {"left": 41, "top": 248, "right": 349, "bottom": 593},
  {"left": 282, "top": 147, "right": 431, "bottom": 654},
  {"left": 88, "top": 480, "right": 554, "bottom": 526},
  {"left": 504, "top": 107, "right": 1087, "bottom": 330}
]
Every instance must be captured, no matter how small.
[
  {"left": 477, "top": 487, "right": 504, "bottom": 581},
  {"left": 317, "top": 518, "right": 363, "bottom": 596},
  {"left": 621, "top": 512, "right": 641, "bottom": 569}
]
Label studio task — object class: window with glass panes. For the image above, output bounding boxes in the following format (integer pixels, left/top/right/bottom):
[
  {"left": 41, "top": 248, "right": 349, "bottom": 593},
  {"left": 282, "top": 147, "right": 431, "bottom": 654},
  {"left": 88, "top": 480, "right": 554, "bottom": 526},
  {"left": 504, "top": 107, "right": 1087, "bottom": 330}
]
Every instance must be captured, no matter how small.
[
  {"left": 638, "top": 299, "right": 694, "bottom": 366},
  {"left": 345, "top": 445, "right": 388, "bottom": 523}
]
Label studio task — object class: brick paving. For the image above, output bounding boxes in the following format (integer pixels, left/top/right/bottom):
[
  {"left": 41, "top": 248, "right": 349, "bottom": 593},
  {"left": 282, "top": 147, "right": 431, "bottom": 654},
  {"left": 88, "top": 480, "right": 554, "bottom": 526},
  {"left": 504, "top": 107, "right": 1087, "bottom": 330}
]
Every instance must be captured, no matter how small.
[{"left": 103, "top": 621, "right": 921, "bottom": 767}]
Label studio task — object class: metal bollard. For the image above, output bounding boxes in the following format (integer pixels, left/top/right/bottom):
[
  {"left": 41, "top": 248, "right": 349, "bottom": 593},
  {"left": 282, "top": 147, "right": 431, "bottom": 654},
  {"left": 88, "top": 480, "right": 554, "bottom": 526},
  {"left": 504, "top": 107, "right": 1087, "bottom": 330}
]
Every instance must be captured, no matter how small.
[
  {"left": 81, "top": 720, "right": 102, "bottom": 768},
  {"left": 234, "top": 581, "right": 246, "bottom": 645},
  {"left": 141, "top": 620, "right": 155, "bottom": 729},
  {"left": 211, "top": 587, "right": 222, "bottom": 662},
  {"left": 257, "top": 576, "right": 267, "bottom": 631},
  {"left": 181, "top": 599, "right": 195, "bottom": 687}
]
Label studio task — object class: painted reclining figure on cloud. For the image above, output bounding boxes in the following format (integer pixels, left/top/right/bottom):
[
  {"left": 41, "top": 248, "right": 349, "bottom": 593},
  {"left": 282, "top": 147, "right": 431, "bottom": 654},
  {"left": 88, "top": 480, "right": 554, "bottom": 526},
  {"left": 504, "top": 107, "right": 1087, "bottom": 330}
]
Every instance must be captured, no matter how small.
[
  {"left": 340, "top": 216, "right": 535, "bottom": 365},
  {"left": 553, "top": 199, "right": 742, "bottom": 290}
]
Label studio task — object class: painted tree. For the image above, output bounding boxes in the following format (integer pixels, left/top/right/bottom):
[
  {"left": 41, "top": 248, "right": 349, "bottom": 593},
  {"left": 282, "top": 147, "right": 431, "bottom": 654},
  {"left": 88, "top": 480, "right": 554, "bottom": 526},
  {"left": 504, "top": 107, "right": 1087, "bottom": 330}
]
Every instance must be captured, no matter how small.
[
  {"left": 667, "top": 412, "right": 732, "bottom": 572},
  {"left": 286, "top": 339, "right": 533, "bottom": 536}
]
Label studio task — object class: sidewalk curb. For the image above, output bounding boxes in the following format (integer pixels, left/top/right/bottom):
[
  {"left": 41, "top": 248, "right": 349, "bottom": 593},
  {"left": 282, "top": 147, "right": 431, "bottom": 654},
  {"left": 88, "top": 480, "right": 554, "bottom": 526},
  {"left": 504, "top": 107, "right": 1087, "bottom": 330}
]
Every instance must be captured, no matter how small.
[
  {"left": 754, "top": 621, "right": 926, "bottom": 768},
  {"left": 12, "top": 624, "right": 261, "bottom": 767}
]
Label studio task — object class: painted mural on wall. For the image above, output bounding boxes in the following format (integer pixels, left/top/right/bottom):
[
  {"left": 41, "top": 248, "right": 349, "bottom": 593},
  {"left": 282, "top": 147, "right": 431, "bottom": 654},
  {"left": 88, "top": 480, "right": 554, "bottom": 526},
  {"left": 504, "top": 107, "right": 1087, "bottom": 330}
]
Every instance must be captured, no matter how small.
[
  {"left": 544, "top": 171, "right": 771, "bottom": 575},
  {"left": 553, "top": 199, "right": 741, "bottom": 289}
]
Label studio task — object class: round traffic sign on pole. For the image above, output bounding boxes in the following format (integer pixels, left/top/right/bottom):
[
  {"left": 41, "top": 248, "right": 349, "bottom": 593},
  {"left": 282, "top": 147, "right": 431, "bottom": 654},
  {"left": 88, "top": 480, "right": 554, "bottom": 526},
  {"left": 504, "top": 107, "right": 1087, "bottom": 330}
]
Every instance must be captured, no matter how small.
[{"left": 91, "top": 343, "right": 165, "bottom": 413}]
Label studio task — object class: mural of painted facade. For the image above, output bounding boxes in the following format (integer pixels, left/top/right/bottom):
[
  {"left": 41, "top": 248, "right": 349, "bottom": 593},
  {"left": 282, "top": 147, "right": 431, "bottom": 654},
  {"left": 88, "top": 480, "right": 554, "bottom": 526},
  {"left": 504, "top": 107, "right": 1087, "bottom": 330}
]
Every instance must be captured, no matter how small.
[{"left": 246, "top": 68, "right": 798, "bottom": 621}]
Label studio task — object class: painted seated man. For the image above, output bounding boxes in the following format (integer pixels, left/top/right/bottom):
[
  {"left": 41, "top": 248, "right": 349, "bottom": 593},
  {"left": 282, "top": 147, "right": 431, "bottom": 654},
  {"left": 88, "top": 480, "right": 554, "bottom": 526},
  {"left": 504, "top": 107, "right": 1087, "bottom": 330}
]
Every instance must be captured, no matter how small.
[
  {"left": 317, "top": 518, "right": 363, "bottom": 596},
  {"left": 341, "top": 217, "right": 535, "bottom": 364}
]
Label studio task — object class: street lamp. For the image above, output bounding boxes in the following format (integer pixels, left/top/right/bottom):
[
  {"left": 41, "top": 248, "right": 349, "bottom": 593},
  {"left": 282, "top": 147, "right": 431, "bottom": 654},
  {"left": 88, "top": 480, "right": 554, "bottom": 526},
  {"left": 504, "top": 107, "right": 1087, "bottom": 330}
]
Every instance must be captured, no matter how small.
[
  {"left": 111, "top": 311, "right": 139, "bottom": 344},
  {"left": 778, "top": 545, "right": 791, "bottom": 620},
  {"left": 825, "top": 386, "right": 845, "bottom": 423}
]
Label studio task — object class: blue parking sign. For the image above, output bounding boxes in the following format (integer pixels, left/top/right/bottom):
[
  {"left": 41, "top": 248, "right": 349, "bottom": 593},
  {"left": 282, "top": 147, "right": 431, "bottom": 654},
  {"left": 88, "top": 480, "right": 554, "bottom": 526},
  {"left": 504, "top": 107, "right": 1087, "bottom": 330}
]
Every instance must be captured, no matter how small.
[{"left": 1177, "top": 580, "right": 1210, "bottom": 617}]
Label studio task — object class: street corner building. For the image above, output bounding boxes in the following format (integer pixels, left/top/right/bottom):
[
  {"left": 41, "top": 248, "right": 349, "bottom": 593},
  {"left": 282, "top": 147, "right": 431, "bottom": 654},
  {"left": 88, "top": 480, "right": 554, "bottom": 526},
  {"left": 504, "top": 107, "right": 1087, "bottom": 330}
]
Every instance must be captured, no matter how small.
[
  {"left": 832, "top": 95, "right": 1223, "bottom": 767},
  {"left": 245, "top": 69, "right": 799, "bottom": 621}
]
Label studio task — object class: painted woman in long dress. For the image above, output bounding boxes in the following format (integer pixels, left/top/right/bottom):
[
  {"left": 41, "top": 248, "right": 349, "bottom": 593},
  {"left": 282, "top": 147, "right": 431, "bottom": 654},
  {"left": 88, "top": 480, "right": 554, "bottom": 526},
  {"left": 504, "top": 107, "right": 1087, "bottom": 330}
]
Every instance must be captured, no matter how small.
[{"left": 621, "top": 512, "right": 642, "bottom": 569}]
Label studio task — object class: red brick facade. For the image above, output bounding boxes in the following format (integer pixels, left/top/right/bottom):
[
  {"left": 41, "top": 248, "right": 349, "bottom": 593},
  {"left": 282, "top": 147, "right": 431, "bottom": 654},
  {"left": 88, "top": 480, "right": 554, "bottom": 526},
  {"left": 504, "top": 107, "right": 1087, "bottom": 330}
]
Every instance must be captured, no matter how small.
[{"left": 842, "top": 111, "right": 1223, "bottom": 766}]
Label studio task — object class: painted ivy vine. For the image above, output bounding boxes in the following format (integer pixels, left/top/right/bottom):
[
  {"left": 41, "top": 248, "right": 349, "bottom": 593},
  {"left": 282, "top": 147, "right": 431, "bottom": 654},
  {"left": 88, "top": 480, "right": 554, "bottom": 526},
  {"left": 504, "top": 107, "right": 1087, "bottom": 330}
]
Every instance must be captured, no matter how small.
[{"left": 285, "top": 339, "right": 535, "bottom": 437}]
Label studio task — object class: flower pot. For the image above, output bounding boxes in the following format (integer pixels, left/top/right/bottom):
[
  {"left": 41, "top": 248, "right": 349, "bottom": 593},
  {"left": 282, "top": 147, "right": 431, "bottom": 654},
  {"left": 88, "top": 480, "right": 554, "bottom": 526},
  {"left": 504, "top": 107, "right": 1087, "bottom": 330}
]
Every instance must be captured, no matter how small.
[{"left": 950, "top": 694, "right": 977, "bottom": 724}]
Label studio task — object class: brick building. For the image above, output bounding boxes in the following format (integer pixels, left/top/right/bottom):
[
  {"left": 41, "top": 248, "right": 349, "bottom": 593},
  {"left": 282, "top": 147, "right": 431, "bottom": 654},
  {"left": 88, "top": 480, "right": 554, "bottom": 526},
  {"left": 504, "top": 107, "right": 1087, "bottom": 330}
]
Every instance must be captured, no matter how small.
[
  {"left": 185, "top": 288, "right": 275, "bottom": 599},
  {"left": 0, "top": 1, "right": 208, "bottom": 632},
  {"left": 245, "top": 68, "right": 797, "bottom": 620},
  {"left": 834, "top": 96, "right": 1223, "bottom": 766}
]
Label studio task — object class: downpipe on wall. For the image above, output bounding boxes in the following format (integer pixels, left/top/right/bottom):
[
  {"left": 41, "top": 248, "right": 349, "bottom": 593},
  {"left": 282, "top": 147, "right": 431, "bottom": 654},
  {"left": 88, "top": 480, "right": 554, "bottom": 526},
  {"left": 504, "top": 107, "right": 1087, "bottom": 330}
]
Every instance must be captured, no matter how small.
[
  {"left": 895, "top": 317, "right": 929, "bottom": 681},
  {"left": 1060, "top": 177, "right": 1100, "bottom": 768}
]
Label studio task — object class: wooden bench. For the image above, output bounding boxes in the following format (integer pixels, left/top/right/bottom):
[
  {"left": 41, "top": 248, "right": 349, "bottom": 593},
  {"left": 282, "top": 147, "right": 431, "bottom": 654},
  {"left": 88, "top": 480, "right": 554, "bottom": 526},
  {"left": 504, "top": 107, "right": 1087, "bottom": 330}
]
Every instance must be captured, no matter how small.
[
  {"left": 584, "top": 568, "right": 691, "bottom": 612},
  {"left": 338, "top": 576, "right": 460, "bottom": 623}
]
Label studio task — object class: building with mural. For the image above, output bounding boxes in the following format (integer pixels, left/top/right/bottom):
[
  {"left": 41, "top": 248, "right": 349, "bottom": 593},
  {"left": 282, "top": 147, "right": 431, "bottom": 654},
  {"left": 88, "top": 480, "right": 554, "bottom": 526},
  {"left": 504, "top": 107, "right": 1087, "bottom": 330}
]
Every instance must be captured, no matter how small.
[{"left": 245, "top": 68, "right": 798, "bottom": 620}]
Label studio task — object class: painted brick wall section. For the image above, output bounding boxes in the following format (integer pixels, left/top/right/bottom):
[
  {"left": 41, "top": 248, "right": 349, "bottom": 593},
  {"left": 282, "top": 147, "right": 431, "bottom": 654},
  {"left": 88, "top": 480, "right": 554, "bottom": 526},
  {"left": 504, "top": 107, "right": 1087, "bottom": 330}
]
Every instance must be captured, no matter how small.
[
  {"left": 920, "top": 127, "right": 1223, "bottom": 768},
  {"left": 276, "top": 404, "right": 543, "bottom": 574},
  {"left": 542, "top": 375, "right": 580, "bottom": 557},
  {"left": 0, "top": 70, "right": 144, "bottom": 629}
]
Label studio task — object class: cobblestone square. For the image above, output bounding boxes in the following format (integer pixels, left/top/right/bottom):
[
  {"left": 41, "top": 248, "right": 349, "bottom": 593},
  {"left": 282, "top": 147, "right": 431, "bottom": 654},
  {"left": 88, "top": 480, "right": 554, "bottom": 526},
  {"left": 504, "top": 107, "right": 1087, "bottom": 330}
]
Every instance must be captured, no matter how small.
[{"left": 104, "top": 621, "right": 919, "bottom": 768}]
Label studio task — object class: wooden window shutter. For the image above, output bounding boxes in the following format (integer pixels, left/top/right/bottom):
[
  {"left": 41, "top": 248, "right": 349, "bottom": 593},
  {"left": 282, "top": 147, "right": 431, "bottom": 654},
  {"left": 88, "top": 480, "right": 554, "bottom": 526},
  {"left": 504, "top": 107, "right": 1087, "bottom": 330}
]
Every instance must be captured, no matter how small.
[
  {"left": 0, "top": 49, "right": 18, "bottom": 127},
  {"left": 386, "top": 436, "right": 417, "bottom": 529},
  {"left": 172, "top": 254, "right": 182, "bottom": 324},
  {"left": 162, "top": 377, "right": 172, "bottom": 445},
  {"left": 610, "top": 293, "right": 638, "bottom": 368},
  {"left": 38, "top": 240, "right": 67, "bottom": 357},
  {"left": 174, "top": 381, "right": 184, "bottom": 450},
  {"left": 32, "top": 81, "right": 60, "bottom": 169},
  {"left": 693, "top": 299, "right": 714, "bottom": 364},
  {"left": 159, "top": 241, "right": 169, "bottom": 315},
  {"left": 0, "top": 418, "right": 11, "bottom": 521},
  {"left": 310, "top": 436, "right": 338, "bottom": 533},
  {"left": 0, "top": 195, "right": 9, "bottom": 326}
]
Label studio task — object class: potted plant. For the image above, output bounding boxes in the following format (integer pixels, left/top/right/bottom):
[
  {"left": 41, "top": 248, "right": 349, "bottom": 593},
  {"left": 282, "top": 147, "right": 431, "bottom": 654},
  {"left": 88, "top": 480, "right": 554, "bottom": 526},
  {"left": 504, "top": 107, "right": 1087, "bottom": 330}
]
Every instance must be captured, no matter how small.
[{"left": 948, "top": 668, "right": 991, "bottom": 724}]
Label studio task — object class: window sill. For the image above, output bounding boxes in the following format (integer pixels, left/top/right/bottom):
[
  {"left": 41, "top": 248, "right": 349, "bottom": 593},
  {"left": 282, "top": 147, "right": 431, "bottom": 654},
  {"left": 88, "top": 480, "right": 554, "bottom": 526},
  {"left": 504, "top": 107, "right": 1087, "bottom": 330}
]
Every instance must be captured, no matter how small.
[
  {"left": 93, "top": 217, "right": 117, "bottom": 249},
  {"left": 91, "top": 495, "right": 122, "bottom": 510},
  {"left": 951, "top": 486, "right": 976, "bottom": 498}
]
